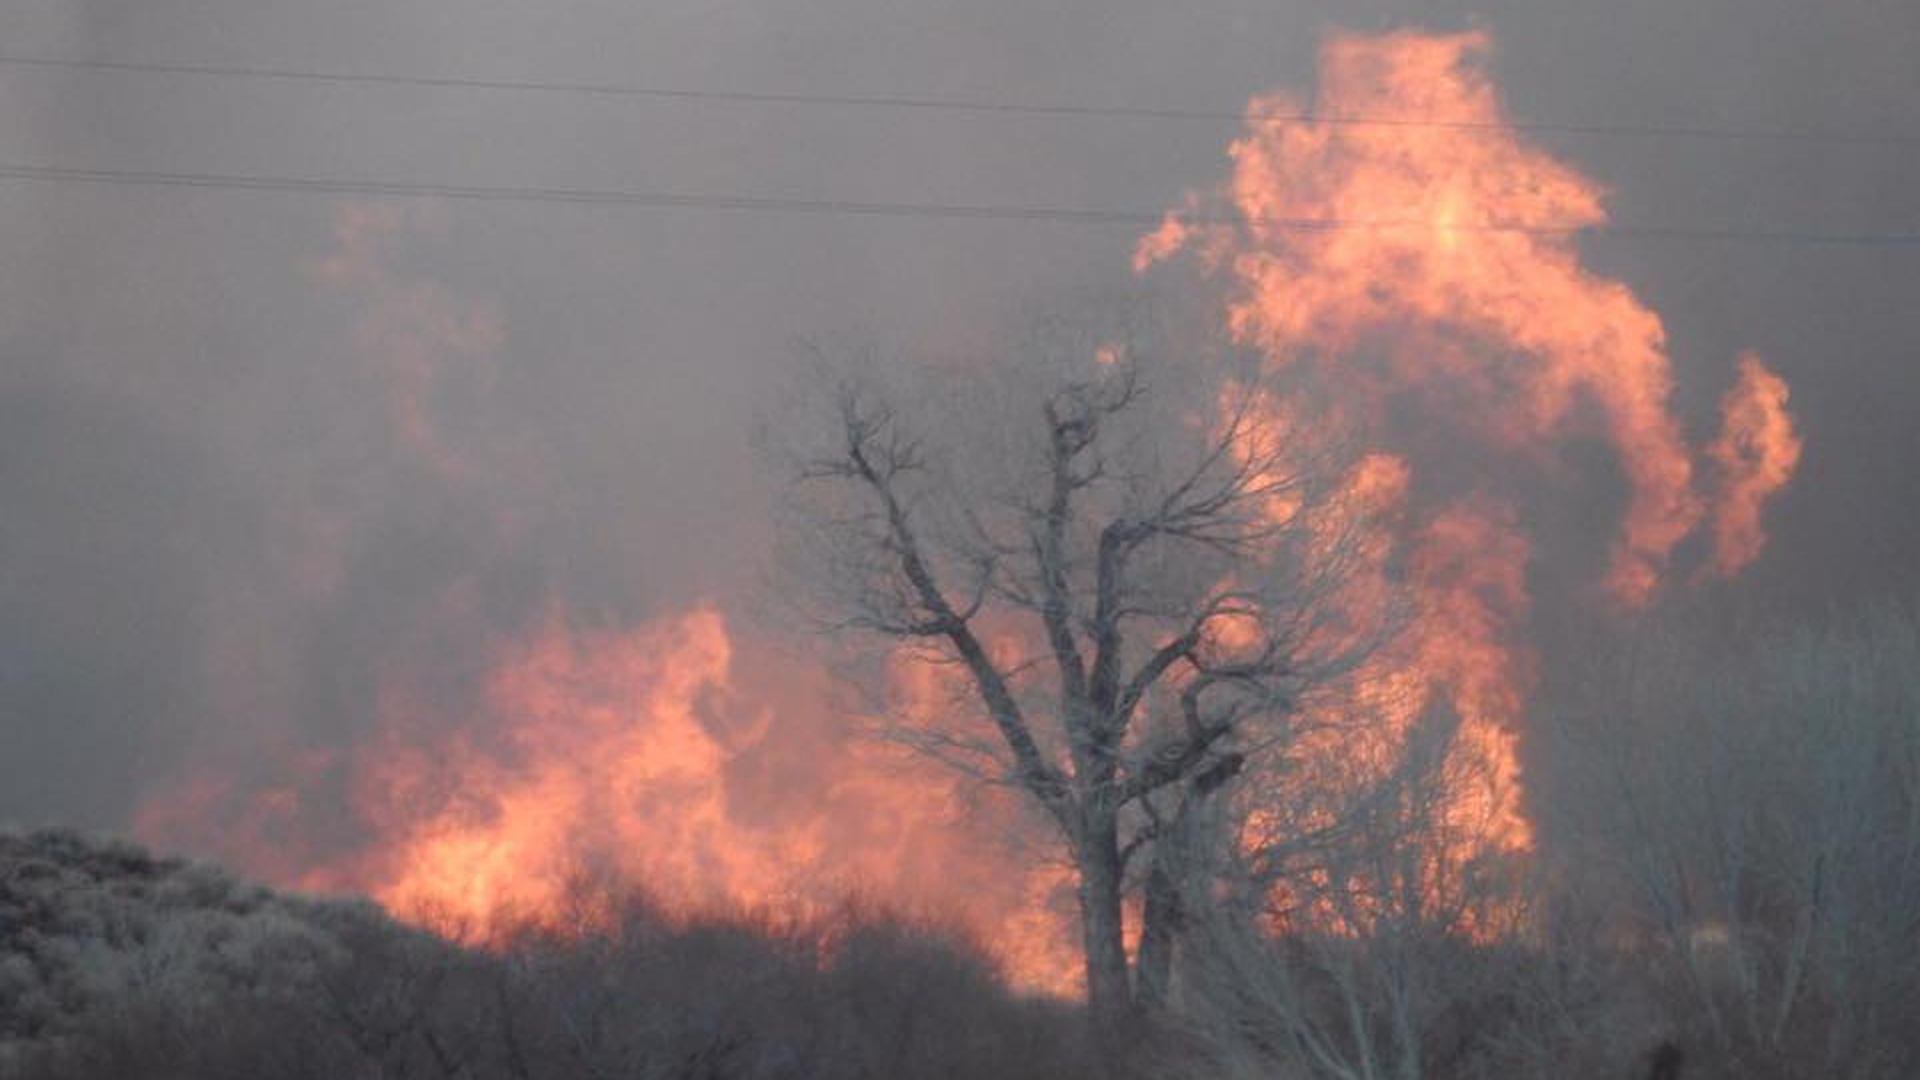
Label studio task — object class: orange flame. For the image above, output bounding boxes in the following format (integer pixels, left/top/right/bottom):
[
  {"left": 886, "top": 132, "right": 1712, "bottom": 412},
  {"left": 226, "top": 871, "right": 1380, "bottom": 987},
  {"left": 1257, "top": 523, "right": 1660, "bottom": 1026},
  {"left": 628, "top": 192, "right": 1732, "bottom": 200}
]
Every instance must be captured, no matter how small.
[
  {"left": 1139, "top": 28, "right": 1795, "bottom": 607},
  {"left": 360, "top": 606, "right": 1082, "bottom": 991},
  {"left": 1707, "top": 354, "right": 1802, "bottom": 576},
  {"left": 1142, "top": 28, "right": 1803, "bottom": 871},
  {"left": 144, "top": 604, "right": 1082, "bottom": 994},
  {"left": 141, "top": 30, "right": 1806, "bottom": 995},
  {"left": 349, "top": 606, "right": 774, "bottom": 922},
  {"left": 1403, "top": 498, "right": 1533, "bottom": 848}
]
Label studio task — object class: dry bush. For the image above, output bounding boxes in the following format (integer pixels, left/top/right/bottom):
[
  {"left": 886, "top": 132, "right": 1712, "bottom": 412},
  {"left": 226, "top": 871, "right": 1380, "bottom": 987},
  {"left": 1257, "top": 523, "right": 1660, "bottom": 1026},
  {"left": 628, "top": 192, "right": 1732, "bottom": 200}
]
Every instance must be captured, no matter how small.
[{"left": 8, "top": 861, "right": 1110, "bottom": 1080}]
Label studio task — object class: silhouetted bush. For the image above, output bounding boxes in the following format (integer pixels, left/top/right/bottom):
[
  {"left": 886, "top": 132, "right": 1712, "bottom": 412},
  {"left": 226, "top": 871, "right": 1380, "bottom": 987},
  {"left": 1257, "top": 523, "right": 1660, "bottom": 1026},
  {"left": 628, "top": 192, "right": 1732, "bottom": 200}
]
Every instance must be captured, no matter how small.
[
  {"left": 9, "top": 605, "right": 1919, "bottom": 1079},
  {"left": 3, "top": 841, "right": 1104, "bottom": 1080}
]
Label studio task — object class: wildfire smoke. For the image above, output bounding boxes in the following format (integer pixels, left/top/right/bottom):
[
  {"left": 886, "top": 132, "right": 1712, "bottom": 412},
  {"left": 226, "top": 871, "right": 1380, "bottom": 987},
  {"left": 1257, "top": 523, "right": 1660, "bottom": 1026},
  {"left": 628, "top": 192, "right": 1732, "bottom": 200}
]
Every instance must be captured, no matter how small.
[{"left": 134, "top": 26, "right": 1805, "bottom": 992}]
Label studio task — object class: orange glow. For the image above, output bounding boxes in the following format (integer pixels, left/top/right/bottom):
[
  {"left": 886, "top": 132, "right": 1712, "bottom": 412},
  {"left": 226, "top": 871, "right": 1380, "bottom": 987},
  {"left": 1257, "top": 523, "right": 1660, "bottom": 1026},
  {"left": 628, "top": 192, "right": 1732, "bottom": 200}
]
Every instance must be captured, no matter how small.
[
  {"left": 137, "top": 30, "right": 1808, "bottom": 998},
  {"left": 1707, "top": 354, "right": 1802, "bottom": 576},
  {"left": 360, "top": 606, "right": 1081, "bottom": 992},
  {"left": 1140, "top": 28, "right": 1794, "bottom": 607},
  {"left": 1143, "top": 29, "right": 1805, "bottom": 882},
  {"left": 144, "top": 604, "right": 1082, "bottom": 995},
  {"left": 348, "top": 606, "right": 774, "bottom": 924},
  {"left": 1403, "top": 499, "right": 1533, "bottom": 848},
  {"left": 1220, "top": 374, "right": 1533, "bottom": 865}
]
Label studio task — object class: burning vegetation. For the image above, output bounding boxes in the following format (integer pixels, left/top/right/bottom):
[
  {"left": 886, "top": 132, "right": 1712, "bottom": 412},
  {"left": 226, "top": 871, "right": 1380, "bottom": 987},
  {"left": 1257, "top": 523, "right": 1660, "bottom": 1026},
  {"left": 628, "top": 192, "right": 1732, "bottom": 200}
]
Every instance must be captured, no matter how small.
[{"left": 21, "top": 20, "right": 1908, "bottom": 1080}]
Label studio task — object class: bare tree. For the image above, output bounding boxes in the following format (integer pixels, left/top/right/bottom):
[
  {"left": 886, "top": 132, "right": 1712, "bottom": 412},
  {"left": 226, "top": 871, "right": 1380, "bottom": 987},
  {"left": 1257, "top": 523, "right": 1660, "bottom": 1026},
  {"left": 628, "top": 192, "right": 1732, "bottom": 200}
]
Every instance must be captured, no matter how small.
[
  {"left": 769, "top": 328, "right": 1396, "bottom": 1026},
  {"left": 1178, "top": 703, "right": 1529, "bottom": 1080}
]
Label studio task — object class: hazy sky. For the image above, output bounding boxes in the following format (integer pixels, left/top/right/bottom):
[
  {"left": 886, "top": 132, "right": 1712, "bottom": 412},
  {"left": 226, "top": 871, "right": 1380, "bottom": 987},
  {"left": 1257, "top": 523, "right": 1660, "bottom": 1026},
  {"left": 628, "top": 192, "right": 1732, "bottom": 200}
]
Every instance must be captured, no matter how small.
[{"left": 0, "top": 0, "right": 1914, "bottom": 847}]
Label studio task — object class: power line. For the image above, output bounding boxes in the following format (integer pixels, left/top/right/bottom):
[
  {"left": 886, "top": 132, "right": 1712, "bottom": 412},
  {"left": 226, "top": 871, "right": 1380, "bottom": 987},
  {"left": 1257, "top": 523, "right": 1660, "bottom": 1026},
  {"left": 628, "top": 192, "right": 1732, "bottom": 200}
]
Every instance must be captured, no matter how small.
[
  {"left": 2, "top": 52, "right": 1915, "bottom": 149},
  {"left": 3, "top": 161, "right": 1916, "bottom": 247}
]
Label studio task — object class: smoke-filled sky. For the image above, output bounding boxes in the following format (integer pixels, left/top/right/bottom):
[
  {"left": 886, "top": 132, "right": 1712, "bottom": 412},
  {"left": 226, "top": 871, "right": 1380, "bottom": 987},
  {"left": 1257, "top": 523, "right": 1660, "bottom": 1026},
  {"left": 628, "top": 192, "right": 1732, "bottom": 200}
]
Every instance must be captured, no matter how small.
[{"left": 1, "top": 0, "right": 1915, "bottom": 930}]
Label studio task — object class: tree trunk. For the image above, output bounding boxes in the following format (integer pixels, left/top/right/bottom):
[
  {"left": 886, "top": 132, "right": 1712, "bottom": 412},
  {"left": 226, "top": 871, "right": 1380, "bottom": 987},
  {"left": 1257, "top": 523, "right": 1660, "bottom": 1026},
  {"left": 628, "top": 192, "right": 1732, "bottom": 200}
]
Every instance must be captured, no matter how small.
[
  {"left": 1135, "top": 854, "right": 1180, "bottom": 1010},
  {"left": 1076, "top": 812, "right": 1133, "bottom": 1030},
  {"left": 1138, "top": 764, "right": 1237, "bottom": 1011}
]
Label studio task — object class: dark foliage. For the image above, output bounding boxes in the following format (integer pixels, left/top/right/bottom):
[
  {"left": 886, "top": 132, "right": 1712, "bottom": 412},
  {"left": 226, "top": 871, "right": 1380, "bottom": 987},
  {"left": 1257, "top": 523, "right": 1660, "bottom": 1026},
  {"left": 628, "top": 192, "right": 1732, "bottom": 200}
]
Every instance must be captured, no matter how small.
[
  {"left": 2, "top": 835, "right": 1105, "bottom": 1080},
  {"left": 8, "top": 606, "right": 1919, "bottom": 1080}
]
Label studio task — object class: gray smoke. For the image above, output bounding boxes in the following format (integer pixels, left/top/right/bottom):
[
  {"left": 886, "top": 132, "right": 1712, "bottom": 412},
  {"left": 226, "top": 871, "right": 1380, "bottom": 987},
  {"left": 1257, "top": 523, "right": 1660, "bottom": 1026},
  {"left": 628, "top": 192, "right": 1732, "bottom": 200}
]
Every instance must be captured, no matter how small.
[{"left": 0, "top": 0, "right": 1913, "bottom": 875}]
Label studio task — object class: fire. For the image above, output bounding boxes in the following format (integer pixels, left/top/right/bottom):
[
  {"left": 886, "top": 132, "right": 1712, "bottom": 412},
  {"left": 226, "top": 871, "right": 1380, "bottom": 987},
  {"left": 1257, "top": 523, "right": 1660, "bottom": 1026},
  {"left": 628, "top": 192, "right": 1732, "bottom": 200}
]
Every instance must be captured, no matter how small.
[
  {"left": 136, "top": 198, "right": 1084, "bottom": 995},
  {"left": 353, "top": 605, "right": 1081, "bottom": 991},
  {"left": 1143, "top": 28, "right": 1799, "bottom": 866},
  {"left": 139, "top": 29, "right": 1806, "bottom": 1000},
  {"left": 1402, "top": 498, "right": 1533, "bottom": 848},
  {"left": 1140, "top": 28, "right": 1796, "bottom": 606},
  {"left": 145, "top": 603, "right": 1082, "bottom": 994},
  {"left": 348, "top": 606, "right": 770, "bottom": 923},
  {"left": 1707, "top": 354, "right": 1802, "bottom": 577}
]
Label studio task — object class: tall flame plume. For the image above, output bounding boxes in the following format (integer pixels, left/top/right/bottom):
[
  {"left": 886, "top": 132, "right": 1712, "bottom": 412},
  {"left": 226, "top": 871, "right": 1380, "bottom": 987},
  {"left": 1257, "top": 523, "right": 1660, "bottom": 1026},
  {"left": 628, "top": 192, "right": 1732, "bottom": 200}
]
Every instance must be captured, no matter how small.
[
  {"left": 140, "top": 27, "right": 1801, "bottom": 992},
  {"left": 1140, "top": 28, "right": 1800, "bottom": 859}
]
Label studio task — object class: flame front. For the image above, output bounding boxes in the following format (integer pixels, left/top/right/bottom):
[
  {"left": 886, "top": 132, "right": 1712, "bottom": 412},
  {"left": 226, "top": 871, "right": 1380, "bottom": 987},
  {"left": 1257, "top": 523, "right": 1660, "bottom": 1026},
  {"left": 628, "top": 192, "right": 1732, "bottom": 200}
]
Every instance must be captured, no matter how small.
[
  {"left": 1142, "top": 28, "right": 1801, "bottom": 862},
  {"left": 138, "top": 26, "right": 1804, "bottom": 995},
  {"left": 350, "top": 606, "right": 762, "bottom": 923},
  {"left": 329, "top": 605, "right": 1082, "bottom": 992},
  {"left": 1139, "top": 29, "right": 1795, "bottom": 606}
]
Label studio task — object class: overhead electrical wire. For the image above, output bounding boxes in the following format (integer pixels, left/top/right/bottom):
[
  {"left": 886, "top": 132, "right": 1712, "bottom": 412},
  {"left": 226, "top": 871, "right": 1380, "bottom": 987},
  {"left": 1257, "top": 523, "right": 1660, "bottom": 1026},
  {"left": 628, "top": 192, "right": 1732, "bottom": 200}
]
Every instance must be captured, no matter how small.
[
  {"left": 2, "top": 161, "right": 1916, "bottom": 247},
  {"left": 1, "top": 51, "right": 1916, "bottom": 148},
  {"left": 2, "top": 50, "right": 1912, "bottom": 244}
]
